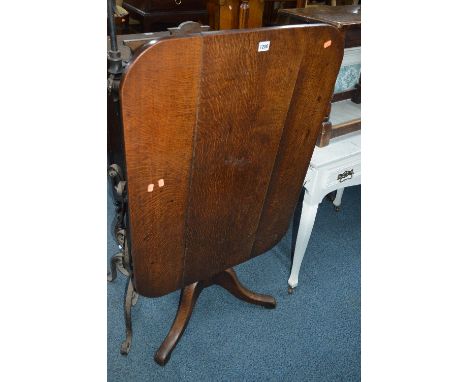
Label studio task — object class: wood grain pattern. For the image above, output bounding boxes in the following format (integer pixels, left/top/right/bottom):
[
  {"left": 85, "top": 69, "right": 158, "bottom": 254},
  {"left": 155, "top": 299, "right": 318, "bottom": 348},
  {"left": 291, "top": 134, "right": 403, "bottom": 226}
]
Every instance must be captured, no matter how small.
[
  {"left": 120, "top": 25, "right": 343, "bottom": 297},
  {"left": 253, "top": 31, "right": 343, "bottom": 253},
  {"left": 120, "top": 36, "right": 203, "bottom": 296},
  {"left": 183, "top": 27, "right": 310, "bottom": 284}
]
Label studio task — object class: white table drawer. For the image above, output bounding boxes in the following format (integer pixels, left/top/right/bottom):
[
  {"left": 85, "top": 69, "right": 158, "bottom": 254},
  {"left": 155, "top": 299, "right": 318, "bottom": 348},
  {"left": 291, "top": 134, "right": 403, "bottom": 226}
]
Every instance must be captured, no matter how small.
[{"left": 322, "top": 160, "right": 361, "bottom": 189}]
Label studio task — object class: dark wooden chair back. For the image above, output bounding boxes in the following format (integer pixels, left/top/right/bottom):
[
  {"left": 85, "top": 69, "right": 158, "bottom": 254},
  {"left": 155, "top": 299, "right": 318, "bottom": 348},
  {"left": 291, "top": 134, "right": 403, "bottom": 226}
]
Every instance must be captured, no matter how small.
[{"left": 120, "top": 25, "right": 343, "bottom": 297}]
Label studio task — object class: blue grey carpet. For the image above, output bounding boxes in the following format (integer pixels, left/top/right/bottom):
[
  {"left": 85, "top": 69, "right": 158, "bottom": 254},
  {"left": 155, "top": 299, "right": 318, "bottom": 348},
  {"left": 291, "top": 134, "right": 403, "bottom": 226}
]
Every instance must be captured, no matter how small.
[{"left": 108, "top": 186, "right": 360, "bottom": 381}]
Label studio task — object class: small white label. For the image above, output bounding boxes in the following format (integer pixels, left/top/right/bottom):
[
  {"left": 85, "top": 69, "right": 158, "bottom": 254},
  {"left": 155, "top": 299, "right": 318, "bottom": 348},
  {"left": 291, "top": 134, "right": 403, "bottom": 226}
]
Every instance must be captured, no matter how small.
[{"left": 258, "top": 41, "right": 270, "bottom": 52}]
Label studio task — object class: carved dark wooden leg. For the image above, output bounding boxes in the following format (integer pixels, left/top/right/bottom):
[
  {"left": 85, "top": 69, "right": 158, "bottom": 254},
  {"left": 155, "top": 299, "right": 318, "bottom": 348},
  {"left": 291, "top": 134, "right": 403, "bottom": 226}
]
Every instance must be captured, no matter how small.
[
  {"left": 120, "top": 277, "right": 137, "bottom": 355},
  {"left": 212, "top": 268, "right": 277, "bottom": 309},
  {"left": 154, "top": 282, "right": 204, "bottom": 366}
]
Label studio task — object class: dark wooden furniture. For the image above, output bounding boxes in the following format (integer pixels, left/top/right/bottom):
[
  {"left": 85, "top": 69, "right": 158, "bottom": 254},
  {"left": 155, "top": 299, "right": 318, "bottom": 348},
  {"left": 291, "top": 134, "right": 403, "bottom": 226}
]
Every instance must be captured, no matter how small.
[
  {"left": 206, "top": 0, "right": 264, "bottom": 29},
  {"left": 263, "top": 0, "right": 306, "bottom": 27},
  {"left": 277, "top": 4, "right": 361, "bottom": 147},
  {"left": 277, "top": 4, "right": 361, "bottom": 48},
  {"left": 317, "top": 97, "right": 361, "bottom": 147},
  {"left": 205, "top": 0, "right": 307, "bottom": 30},
  {"left": 112, "top": 14, "right": 131, "bottom": 35},
  {"left": 109, "top": 23, "right": 343, "bottom": 365},
  {"left": 123, "top": 0, "right": 208, "bottom": 32}
]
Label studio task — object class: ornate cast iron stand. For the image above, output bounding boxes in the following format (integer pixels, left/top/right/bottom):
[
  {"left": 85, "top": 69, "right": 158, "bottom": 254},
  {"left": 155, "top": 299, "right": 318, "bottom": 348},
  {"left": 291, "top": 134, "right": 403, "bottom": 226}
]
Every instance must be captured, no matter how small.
[{"left": 107, "top": 164, "right": 139, "bottom": 355}]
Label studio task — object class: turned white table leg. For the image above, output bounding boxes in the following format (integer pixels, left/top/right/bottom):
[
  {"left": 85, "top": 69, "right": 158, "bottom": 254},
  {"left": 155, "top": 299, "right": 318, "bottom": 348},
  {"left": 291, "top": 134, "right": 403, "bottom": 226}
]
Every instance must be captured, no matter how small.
[
  {"left": 288, "top": 188, "right": 319, "bottom": 292},
  {"left": 333, "top": 187, "right": 345, "bottom": 211}
]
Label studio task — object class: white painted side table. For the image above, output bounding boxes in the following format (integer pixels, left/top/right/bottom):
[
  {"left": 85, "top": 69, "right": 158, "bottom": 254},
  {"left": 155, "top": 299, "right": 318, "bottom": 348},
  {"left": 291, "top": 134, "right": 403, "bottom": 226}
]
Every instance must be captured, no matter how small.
[{"left": 287, "top": 127, "right": 361, "bottom": 292}]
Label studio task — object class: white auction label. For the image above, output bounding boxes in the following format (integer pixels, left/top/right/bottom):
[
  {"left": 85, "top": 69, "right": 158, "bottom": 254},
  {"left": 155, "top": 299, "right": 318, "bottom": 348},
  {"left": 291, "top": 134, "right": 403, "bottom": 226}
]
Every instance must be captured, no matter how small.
[{"left": 258, "top": 41, "right": 270, "bottom": 52}]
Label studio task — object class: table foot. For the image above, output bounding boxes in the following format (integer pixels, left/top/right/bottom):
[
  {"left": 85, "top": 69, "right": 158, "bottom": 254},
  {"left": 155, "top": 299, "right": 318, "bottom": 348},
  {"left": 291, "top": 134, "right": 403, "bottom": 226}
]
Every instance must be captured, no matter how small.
[{"left": 154, "top": 267, "right": 276, "bottom": 365}]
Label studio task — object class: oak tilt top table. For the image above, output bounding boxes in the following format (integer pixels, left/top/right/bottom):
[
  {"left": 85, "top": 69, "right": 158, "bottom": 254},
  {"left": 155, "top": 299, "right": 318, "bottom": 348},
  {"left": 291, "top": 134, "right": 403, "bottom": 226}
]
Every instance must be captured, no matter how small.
[{"left": 107, "top": 22, "right": 344, "bottom": 365}]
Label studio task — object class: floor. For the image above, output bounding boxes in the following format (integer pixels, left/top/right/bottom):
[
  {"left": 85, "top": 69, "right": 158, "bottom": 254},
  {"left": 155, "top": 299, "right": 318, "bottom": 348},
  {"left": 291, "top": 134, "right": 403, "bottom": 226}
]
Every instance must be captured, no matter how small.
[{"left": 107, "top": 185, "right": 361, "bottom": 381}]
